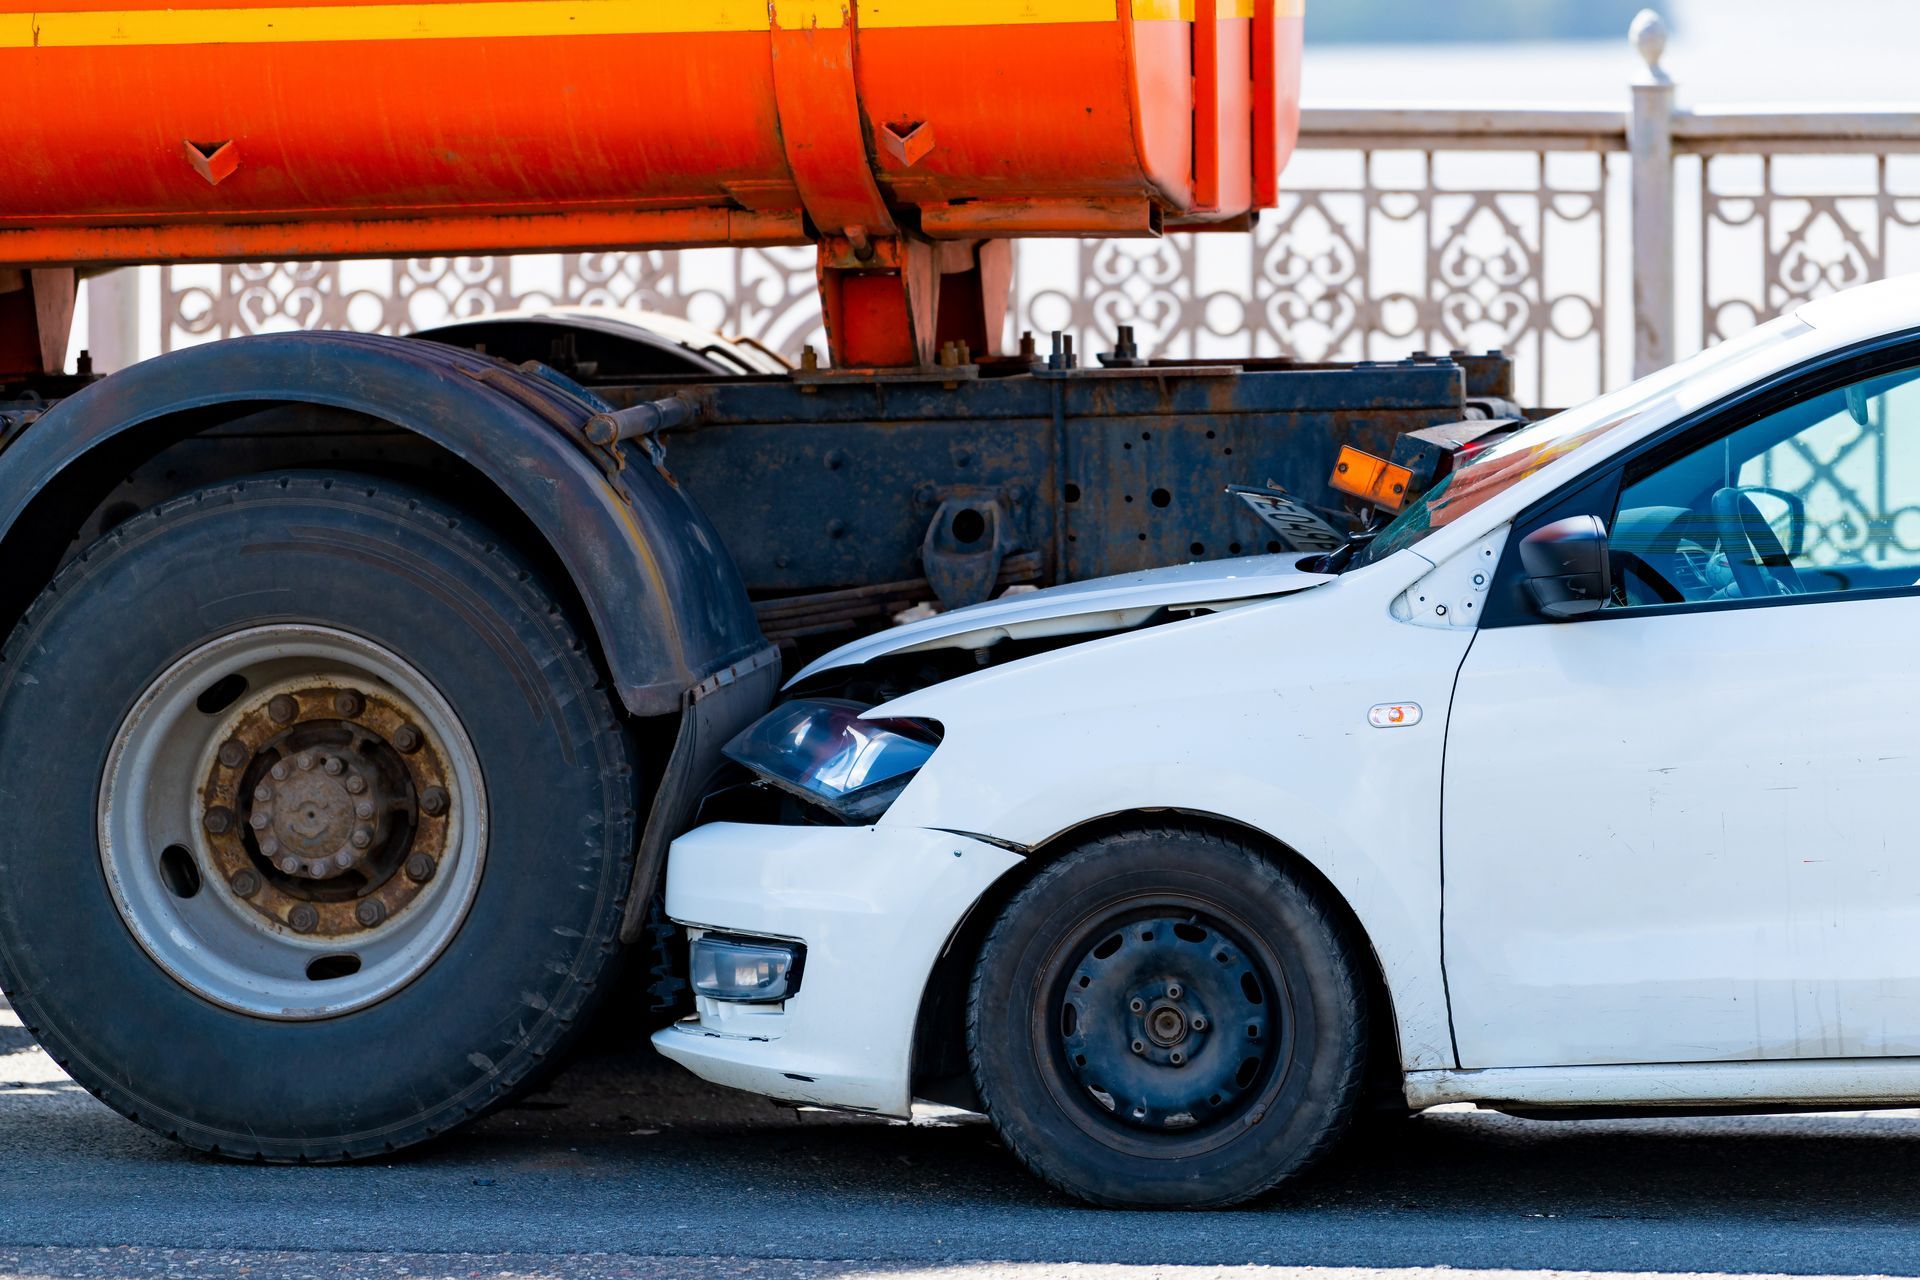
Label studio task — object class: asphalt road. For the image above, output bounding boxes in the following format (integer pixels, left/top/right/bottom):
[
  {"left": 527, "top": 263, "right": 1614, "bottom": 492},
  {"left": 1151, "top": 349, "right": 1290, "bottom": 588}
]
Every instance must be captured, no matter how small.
[{"left": 6, "top": 995, "right": 1920, "bottom": 1280}]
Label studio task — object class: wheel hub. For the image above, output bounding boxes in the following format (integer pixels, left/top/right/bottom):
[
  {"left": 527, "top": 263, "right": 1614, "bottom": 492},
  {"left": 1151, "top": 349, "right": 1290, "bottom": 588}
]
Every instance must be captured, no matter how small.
[
  {"left": 199, "top": 680, "right": 452, "bottom": 939},
  {"left": 250, "top": 747, "right": 389, "bottom": 879},
  {"left": 1143, "top": 999, "right": 1193, "bottom": 1049},
  {"left": 1058, "top": 915, "right": 1274, "bottom": 1132}
]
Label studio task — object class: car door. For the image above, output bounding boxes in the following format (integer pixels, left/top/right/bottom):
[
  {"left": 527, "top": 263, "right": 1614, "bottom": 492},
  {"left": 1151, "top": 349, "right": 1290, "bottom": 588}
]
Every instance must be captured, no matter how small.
[{"left": 1443, "top": 348, "right": 1920, "bottom": 1069}]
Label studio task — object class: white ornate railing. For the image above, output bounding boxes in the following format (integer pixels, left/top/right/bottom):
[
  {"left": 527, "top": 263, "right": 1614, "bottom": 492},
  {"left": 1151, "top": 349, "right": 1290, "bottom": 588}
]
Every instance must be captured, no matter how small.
[{"left": 83, "top": 10, "right": 1920, "bottom": 407}]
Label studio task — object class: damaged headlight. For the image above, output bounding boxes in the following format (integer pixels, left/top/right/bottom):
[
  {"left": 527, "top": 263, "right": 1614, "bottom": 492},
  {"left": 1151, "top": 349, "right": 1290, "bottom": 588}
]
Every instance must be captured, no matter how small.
[{"left": 723, "top": 698, "right": 940, "bottom": 821}]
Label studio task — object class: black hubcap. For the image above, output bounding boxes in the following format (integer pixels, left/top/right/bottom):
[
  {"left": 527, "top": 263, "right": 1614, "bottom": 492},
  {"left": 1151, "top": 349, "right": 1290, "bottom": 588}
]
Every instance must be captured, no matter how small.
[{"left": 1058, "top": 914, "right": 1275, "bottom": 1131}]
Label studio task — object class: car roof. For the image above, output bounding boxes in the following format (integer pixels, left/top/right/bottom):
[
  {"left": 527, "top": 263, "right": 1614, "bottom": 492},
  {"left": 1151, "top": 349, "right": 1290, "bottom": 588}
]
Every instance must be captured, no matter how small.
[{"left": 1796, "top": 273, "right": 1920, "bottom": 344}]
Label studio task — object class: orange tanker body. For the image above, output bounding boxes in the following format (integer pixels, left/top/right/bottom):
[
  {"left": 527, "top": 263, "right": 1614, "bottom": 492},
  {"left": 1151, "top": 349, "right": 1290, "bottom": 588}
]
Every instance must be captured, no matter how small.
[{"left": 0, "top": 0, "right": 1300, "bottom": 366}]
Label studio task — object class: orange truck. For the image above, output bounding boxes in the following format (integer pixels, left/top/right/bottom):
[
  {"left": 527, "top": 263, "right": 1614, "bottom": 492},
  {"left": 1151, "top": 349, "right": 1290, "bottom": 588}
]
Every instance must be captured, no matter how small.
[{"left": 0, "top": 0, "right": 1511, "bottom": 1161}]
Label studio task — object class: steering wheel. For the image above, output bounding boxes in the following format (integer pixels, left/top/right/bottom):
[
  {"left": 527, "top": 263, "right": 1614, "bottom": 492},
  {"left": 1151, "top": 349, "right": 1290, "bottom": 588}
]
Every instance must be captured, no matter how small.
[{"left": 1711, "top": 486, "right": 1805, "bottom": 598}]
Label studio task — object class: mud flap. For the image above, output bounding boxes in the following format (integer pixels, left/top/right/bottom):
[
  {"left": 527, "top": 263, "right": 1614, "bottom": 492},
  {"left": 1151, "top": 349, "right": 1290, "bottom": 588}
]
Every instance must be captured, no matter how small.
[{"left": 620, "top": 644, "right": 783, "bottom": 949}]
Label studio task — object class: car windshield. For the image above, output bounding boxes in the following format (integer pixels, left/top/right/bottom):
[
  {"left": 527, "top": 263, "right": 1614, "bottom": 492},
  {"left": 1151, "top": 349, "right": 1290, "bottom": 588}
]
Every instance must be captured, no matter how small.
[{"left": 1350, "top": 316, "right": 1814, "bottom": 569}]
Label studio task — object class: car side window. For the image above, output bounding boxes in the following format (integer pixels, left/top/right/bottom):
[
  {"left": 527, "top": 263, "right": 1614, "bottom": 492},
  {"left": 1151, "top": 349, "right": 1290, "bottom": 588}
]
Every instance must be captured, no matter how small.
[{"left": 1607, "top": 364, "right": 1920, "bottom": 609}]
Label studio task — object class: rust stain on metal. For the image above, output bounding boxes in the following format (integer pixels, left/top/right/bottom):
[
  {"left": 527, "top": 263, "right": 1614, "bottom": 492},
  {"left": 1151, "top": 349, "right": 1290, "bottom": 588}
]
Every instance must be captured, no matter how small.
[{"left": 197, "top": 682, "right": 455, "bottom": 941}]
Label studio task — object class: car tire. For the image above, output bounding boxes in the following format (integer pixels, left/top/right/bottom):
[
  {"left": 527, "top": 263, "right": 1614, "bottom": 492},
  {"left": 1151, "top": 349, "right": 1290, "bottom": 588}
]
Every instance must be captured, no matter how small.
[
  {"left": 967, "top": 825, "right": 1368, "bottom": 1208},
  {"left": 0, "top": 473, "right": 638, "bottom": 1161}
]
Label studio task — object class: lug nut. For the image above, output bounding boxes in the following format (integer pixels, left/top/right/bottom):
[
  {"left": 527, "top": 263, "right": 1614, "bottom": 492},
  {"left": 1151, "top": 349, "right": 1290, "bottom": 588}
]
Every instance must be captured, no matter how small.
[
  {"left": 349, "top": 827, "right": 374, "bottom": 850},
  {"left": 1169, "top": 1050, "right": 1186, "bottom": 1066},
  {"left": 345, "top": 775, "right": 367, "bottom": 795},
  {"left": 334, "top": 851, "right": 353, "bottom": 870},
  {"left": 270, "top": 762, "right": 290, "bottom": 782},
  {"left": 405, "top": 853, "right": 437, "bottom": 883},
  {"left": 322, "top": 756, "right": 345, "bottom": 776},
  {"left": 287, "top": 904, "right": 318, "bottom": 933},
  {"left": 420, "top": 786, "right": 450, "bottom": 818},
  {"left": 1129, "top": 998, "right": 1145, "bottom": 1014},
  {"left": 354, "top": 800, "right": 375, "bottom": 820},
  {"left": 217, "top": 739, "right": 248, "bottom": 770},
  {"left": 1191, "top": 1015, "right": 1208, "bottom": 1031},
  {"left": 333, "top": 690, "right": 364, "bottom": 717},
  {"left": 249, "top": 811, "right": 270, "bottom": 830},
  {"left": 393, "top": 725, "right": 423, "bottom": 754},
  {"left": 229, "top": 869, "right": 261, "bottom": 898},
  {"left": 203, "top": 806, "right": 235, "bottom": 835},
  {"left": 1131, "top": 1040, "right": 1146, "bottom": 1054},
  {"left": 296, "top": 753, "right": 315, "bottom": 772},
  {"left": 253, "top": 783, "right": 273, "bottom": 803},
  {"left": 278, "top": 855, "right": 299, "bottom": 873},
  {"left": 261, "top": 835, "right": 281, "bottom": 856},
  {"left": 1167, "top": 984, "right": 1183, "bottom": 1000},
  {"left": 354, "top": 899, "right": 388, "bottom": 928},
  {"left": 268, "top": 695, "right": 298, "bottom": 724}
]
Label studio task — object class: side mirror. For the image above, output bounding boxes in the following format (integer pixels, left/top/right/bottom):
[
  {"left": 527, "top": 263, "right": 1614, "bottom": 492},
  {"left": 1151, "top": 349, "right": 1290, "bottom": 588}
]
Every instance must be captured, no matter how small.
[{"left": 1519, "top": 515, "right": 1613, "bottom": 620}]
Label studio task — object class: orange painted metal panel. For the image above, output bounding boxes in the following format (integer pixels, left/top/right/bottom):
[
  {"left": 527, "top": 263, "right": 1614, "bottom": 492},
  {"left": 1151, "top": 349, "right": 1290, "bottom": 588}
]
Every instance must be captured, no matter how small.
[
  {"left": 0, "top": 32, "right": 786, "bottom": 225},
  {"left": 0, "top": 208, "right": 806, "bottom": 267},
  {"left": 1258, "top": 7, "right": 1307, "bottom": 207},
  {"left": 771, "top": 13, "right": 897, "bottom": 237},
  {"left": 0, "top": 1, "right": 1304, "bottom": 267},
  {"left": 1124, "top": 15, "right": 1194, "bottom": 217},
  {"left": 854, "top": 21, "right": 1151, "bottom": 211},
  {"left": 919, "top": 198, "right": 1157, "bottom": 238}
]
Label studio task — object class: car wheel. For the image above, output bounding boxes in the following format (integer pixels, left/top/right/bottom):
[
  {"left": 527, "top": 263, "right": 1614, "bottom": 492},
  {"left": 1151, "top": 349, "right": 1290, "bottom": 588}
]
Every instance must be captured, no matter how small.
[
  {"left": 967, "top": 825, "right": 1368, "bottom": 1207},
  {"left": 0, "top": 473, "right": 638, "bottom": 1161}
]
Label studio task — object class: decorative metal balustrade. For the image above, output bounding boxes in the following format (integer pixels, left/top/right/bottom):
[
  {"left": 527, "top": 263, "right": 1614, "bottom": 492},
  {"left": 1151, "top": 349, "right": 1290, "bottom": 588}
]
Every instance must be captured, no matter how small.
[
  {"left": 91, "top": 10, "right": 1920, "bottom": 413},
  {"left": 158, "top": 247, "right": 833, "bottom": 363},
  {"left": 147, "top": 150, "right": 1621, "bottom": 409},
  {"left": 1697, "top": 147, "right": 1920, "bottom": 347}
]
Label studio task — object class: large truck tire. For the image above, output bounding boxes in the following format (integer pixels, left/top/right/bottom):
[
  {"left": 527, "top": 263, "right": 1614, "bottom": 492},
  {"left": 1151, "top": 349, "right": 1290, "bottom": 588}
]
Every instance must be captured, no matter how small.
[
  {"left": 0, "top": 473, "right": 639, "bottom": 1161},
  {"left": 967, "top": 826, "right": 1369, "bottom": 1207}
]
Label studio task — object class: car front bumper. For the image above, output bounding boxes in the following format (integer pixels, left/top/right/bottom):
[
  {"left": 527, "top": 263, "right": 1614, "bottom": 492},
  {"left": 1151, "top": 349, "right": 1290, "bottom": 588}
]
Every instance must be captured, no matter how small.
[{"left": 650, "top": 821, "right": 1023, "bottom": 1116}]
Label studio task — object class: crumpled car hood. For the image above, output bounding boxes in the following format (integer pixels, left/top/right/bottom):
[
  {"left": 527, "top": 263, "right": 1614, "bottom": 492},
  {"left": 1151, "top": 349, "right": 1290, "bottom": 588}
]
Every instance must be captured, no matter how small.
[{"left": 788, "top": 555, "right": 1335, "bottom": 686}]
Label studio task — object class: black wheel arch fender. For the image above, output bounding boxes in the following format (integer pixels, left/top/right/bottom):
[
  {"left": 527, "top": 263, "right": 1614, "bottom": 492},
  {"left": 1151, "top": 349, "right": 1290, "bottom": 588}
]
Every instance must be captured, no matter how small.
[{"left": 0, "top": 330, "right": 773, "bottom": 719}]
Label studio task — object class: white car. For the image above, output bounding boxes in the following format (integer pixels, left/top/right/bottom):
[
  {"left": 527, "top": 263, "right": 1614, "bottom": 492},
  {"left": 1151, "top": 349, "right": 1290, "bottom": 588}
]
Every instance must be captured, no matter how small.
[{"left": 653, "top": 276, "right": 1920, "bottom": 1208}]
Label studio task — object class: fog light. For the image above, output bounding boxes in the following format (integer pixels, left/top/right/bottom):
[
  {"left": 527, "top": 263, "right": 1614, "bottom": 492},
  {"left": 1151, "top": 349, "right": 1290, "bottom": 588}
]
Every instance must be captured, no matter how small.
[{"left": 690, "top": 935, "right": 803, "bottom": 1003}]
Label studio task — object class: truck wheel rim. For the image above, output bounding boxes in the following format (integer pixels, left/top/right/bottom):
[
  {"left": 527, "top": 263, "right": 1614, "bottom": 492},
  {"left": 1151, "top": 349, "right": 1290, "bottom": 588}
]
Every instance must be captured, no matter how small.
[
  {"left": 99, "top": 625, "right": 488, "bottom": 1020},
  {"left": 1053, "top": 909, "right": 1280, "bottom": 1135}
]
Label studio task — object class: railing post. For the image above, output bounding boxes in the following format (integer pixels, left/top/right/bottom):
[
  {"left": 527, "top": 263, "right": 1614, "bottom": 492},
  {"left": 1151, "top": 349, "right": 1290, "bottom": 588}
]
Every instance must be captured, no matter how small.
[
  {"left": 1629, "top": 8, "right": 1675, "bottom": 377},
  {"left": 85, "top": 268, "right": 142, "bottom": 372}
]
